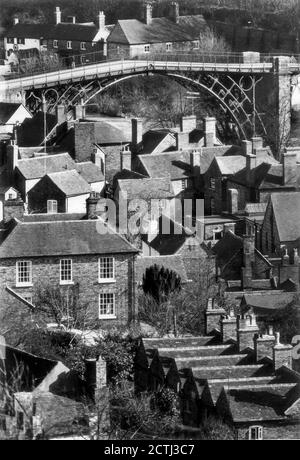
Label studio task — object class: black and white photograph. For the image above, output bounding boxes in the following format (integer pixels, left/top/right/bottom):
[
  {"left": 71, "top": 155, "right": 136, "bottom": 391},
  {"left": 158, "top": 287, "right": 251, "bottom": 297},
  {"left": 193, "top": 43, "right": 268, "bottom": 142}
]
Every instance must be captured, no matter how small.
[{"left": 0, "top": 0, "right": 299, "bottom": 444}]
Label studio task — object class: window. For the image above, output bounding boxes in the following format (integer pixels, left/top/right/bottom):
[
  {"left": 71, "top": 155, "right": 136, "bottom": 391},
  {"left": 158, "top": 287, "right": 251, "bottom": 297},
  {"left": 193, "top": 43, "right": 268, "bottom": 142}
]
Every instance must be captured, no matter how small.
[
  {"left": 99, "top": 293, "right": 115, "bottom": 318},
  {"left": 16, "top": 261, "right": 32, "bottom": 287},
  {"left": 193, "top": 40, "right": 200, "bottom": 49},
  {"left": 166, "top": 42, "right": 172, "bottom": 52},
  {"left": 67, "top": 41, "right": 72, "bottom": 49},
  {"left": 47, "top": 200, "right": 58, "bottom": 214},
  {"left": 99, "top": 257, "right": 115, "bottom": 282},
  {"left": 7, "top": 38, "right": 14, "bottom": 44},
  {"left": 249, "top": 426, "right": 263, "bottom": 440},
  {"left": 60, "top": 259, "right": 73, "bottom": 285},
  {"left": 210, "top": 178, "right": 216, "bottom": 190},
  {"left": 17, "top": 38, "right": 25, "bottom": 45},
  {"left": 80, "top": 42, "right": 86, "bottom": 50},
  {"left": 23, "top": 294, "right": 33, "bottom": 304},
  {"left": 144, "top": 44, "right": 150, "bottom": 53},
  {"left": 53, "top": 40, "right": 58, "bottom": 48}
]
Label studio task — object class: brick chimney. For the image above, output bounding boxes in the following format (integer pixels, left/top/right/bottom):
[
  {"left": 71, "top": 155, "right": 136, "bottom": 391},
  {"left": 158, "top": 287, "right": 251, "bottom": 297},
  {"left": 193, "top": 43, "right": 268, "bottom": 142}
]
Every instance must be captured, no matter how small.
[
  {"left": 176, "top": 132, "right": 189, "bottom": 151},
  {"left": 237, "top": 314, "right": 259, "bottom": 352},
  {"left": 4, "top": 194, "right": 25, "bottom": 222},
  {"left": 273, "top": 332, "right": 293, "bottom": 370},
  {"left": 251, "top": 137, "right": 263, "bottom": 152},
  {"left": 56, "top": 105, "right": 65, "bottom": 125},
  {"left": 131, "top": 118, "right": 143, "bottom": 150},
  {"left": 55, "top": 6, "right": 62, "bottom": 24},
  {"left": 180, "top": 115, "right": 196, "bottom": 133},
  {"left": 254, "top": 326, "right": 275, "bottom": 362},
  {"left": 170, "top": 1, "right": 180, "bottom": 23},
  {"left": 205, "top": 298, "right": 226, "bottom": 335},
  {"left": 221, "top": 308, "right": 237, "bottom": 343},
  {"left": 227, "top": 188, "right": 239, "bottom": 215},
  {"left": 246, "top": 153, "right": 256, "bottom": 184},
  {"left": 7, "top": 140, "right": 19, "bottom": 182},
  {"left": 204, "top": 117, "right": 216, "bottom": 147},
  {"left": 143, "top": 1, "right": 153, "bottom": 25},
  {"left": 98, "top": 11, "right": 106, "bottom": 31},
  {"left": 282, "top": 148, "right": 297, "bottom": 186},
  {"left": 241, "top": 140, "right": 252, "bottom": 157},
  {"left": 86, "top": 192, "right": 100, "bottom": 219},
  {"left": 121, "top": 145, "right": 132, "bottom": 171},
  {"left": 74, "top": 122, "right": 95, "bottom": 162},
  {"left": 242, "top": 234, "right": 255, "bottom": 290}
]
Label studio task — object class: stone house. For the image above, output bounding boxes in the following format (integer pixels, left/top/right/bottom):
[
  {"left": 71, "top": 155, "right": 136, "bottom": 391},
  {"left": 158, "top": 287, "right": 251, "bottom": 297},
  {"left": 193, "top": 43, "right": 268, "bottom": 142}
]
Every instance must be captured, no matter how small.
[
  {"left": 107, "top": 1, "right": 208, "bottom": 59},
  {"left": 226, "top": 147, "right": 300, "bottom": 214},
  {"left": 4, "top": 7, "right": 112, "bottom": 60},
  {"left": 260, "top": 191, "right": 300, "bottom": 257},
  {"left": 0, "top": 217, "right": 138, "bottom": 328}
]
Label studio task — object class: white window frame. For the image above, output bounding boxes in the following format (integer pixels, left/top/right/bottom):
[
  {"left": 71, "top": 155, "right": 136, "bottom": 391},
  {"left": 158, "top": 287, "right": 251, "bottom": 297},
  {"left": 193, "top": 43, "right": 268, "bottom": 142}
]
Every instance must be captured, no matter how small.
[
  {"left": 16, "top": 261, "right": 32, "bottom": 287},
  {"left": 80, "top": 42, "right": 86, "bottom": 50},
  {"left": 99, "top": 292, "right": 116, "bottom": 319},
  {"left": 17, "top": 38, "right": 25, "bottom": 45},
  {"left": 67, "top": 41, "right": 72, "bottom": 50},
  {"left": 166, "top": 42, "right": 172, "bottom": 52},
  {"left": 99, "top": 257, "right": 115, "bottom": 283},
  {"left": 193, "top": 40, "right": 200, "bottom": 50},
  {"left": 60, "top": 259, "right": 73, "bottom": 285},
  {"left": 249, "top": 425, "right": 263, "bottom": 440},
  {"left": 53, "top": 40, "right": 58, "bottom": 48},
  {"left": 144, "top": 44, "right": 150, "bottom": 53},
  {"left": 47, "top": 200, "right": 58, "bottom": 214}
]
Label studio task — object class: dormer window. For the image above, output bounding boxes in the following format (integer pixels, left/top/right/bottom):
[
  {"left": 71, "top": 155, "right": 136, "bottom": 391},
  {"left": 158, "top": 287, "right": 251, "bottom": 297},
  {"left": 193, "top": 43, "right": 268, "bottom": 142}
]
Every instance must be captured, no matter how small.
[
  {"left": 67, "top": 41, "right": 72, "bottom": 49},
  {"left": 80, "top": 42, "right": 86, "bottom": 50},
  {"left": 249, "top": 426, "right": 263, "bottom": 440},
  {"left": 53, "top": 40, "right": 58, "bottom": 48}
]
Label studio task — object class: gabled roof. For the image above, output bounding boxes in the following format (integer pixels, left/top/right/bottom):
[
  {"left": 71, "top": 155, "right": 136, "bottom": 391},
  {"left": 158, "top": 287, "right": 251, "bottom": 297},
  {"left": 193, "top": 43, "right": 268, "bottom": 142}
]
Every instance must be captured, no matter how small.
[
  {"left": 46, "top": 170, "right": 91, "bottom": 197},
  {"left": 138, "top": 151, "right": 193, "bottom": 180},
  {"left": 242, "top": 292, "right": 295, "bottom": 314},
  {"left": 270, "top": 192, "right": 300, "bottom": 242},
  {"left": 223, "top": 384, "right": 298, "bottom": 423},
  {"left": 117, "top": 177, "right": 174, "bottom": 200},
  {"left": 0, "top": 219, "right": 138, "bottom": 259},
  {"left": 75, "top": 162, "right": 104, "bottom": 183},
  {"left": 16, "top": 153, "right": 75, "bottom": 180},
  {"left": 141, "top": 130, "right": 175, "bottom": 155},
  {"left": 215, "top": 156, "right": 246, "bottom": 176},
  {"left": 6, "top": 22, "right": 98, "bottom": 42},
  {"left": 0, "top": 102, "right": 25, "bottom": 124},
  {"left": 108, "top": 16, "right": 207, "bottom": 45}
]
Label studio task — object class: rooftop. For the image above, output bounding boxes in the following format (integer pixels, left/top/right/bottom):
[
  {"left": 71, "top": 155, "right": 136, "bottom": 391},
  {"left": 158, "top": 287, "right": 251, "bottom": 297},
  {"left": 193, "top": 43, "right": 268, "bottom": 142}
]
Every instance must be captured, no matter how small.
[
  {"left": 270, "top": 192, "right": 300, "bottom": 242},
  {"left": 0, "top": 102, "right": 24, "bottom": 124},
  {"left": 6, "top": 22, "right": 99, "bottom": 42},
  {"left": 16, "top": 153, "right": 76, "bottom": 180},
  {"left": 0, "top": 219, "right": 138, "bottom": 259},
  {"left": 138, "top": 151, "right": 193, "bottom": 180},
  {"left": 46, "top": 170, "right": 91, "bottom": 197}
]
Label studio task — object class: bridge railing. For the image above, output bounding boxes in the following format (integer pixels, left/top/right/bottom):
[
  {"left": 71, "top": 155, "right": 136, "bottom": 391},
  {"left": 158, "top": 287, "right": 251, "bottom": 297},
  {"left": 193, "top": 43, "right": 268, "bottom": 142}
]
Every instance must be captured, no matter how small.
[{"left": 4, "top": 50, "right": 300, "bottom": 80}]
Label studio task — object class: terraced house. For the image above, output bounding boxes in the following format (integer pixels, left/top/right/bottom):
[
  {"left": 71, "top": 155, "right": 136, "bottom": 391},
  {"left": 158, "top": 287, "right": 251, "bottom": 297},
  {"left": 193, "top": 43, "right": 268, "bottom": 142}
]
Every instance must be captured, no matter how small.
[{"left": 0, "top": 216, "right": 138, "bottom": 327}]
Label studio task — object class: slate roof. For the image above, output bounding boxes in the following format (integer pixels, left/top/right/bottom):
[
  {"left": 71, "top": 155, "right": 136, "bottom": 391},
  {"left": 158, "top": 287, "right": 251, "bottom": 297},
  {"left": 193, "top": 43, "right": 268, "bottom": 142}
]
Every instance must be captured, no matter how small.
[
  {"left": 138, "top": 151, "right": 193, "bottom": 180},
  {"left": 242, "top": 292, "right": 295, "bottom": 315},
  {"left": 141, "top": 130, "right": 175, "bottom": 155},
  {"left": 224, "top": 384, "right": 298, "bottom": 422},
  {"left": 200, "top": 145, "right": 242, "bottom": 174},
  {"left": 75, "top": 162, "right": 104, "bottom": 183},
  {"left": 23, "top": 213, "right": 86, "bottom": 223},
  {"left": 215, "top": 156, "right": 246, "bottom": 176},
  {"left": 117, "top": 177, "right": 174, "bottom": 200},
  {"left": 271, "top": 192, "right": 300, "bottom": 242},
  {"left": 0, "top": 102, "right": 23, "bottom": 124},
  {"left": 94, "top": 121, "right": 131, "bottom": 144},
  {"left": 136, "top": 255, "right": 189, "bottom": 284},
  {"left": 16, "top": 153, "right": 75, "bottom": 180},
  {"left": 6, "top": 22, "right": 98, "bottom": 41},
  {"left": 231, "top": 162, "right": 299, "bottom": 190},
  {"left": 0, "top": 219, "right": 138, "bottom": 259},
  {"left": 108, "top": 15, "right": 207, "bottom": 45},
  {"left": 46, "top": 170, "right": 91, "bottom": 197}
]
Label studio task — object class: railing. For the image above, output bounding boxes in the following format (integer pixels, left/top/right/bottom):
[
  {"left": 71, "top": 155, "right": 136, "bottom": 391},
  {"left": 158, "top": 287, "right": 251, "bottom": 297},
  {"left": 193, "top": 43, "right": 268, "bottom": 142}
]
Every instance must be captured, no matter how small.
[{"left": 3, "top": 50, "right": 300, "bottom": 81}]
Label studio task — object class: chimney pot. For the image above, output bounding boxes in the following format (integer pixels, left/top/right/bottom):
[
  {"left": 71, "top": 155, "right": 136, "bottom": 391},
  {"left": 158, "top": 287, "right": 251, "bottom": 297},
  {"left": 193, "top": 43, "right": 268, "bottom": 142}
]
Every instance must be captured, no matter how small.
[
  {"left": 143, "top": 2, "right": 153, "bottom": 25},
  {"left": 55, "top": 6, "right": 62, "bottom": 24},
  {"left": 170, "top": 1, "right": 180, "bottom": 23}
]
